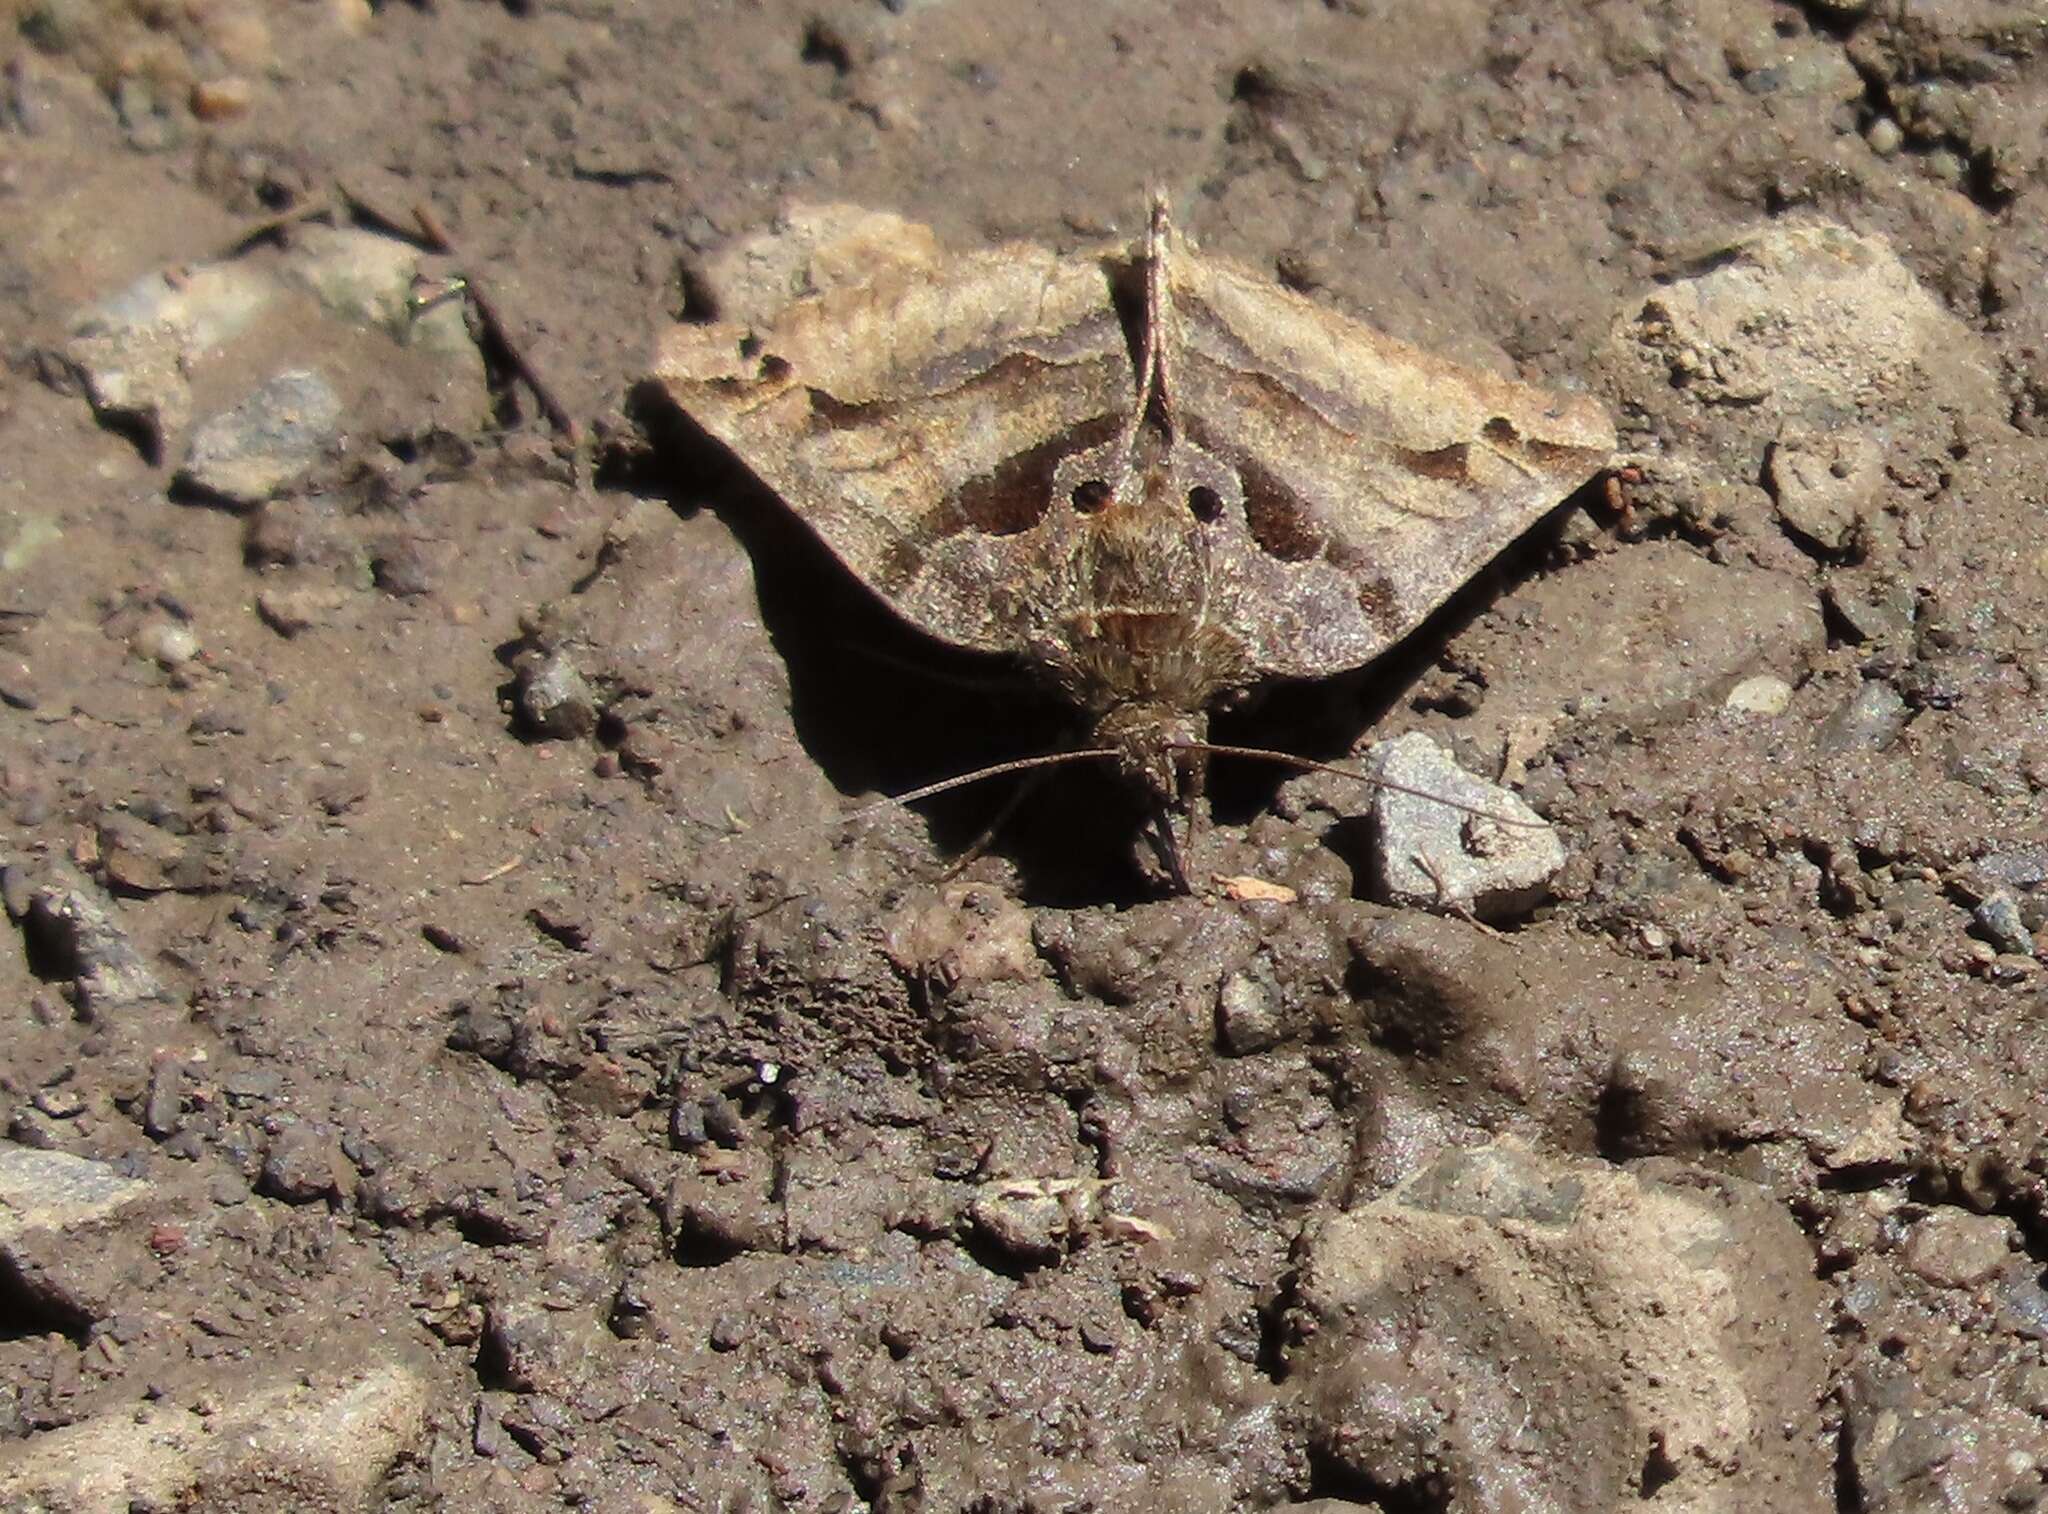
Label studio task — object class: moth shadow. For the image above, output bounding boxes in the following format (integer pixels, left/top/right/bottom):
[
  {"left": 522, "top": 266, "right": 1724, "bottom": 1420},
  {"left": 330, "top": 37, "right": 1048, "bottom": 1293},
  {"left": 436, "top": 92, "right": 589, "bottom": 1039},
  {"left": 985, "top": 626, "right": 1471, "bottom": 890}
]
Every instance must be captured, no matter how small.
[{"left": 626, "top": 385, "right": 1172, "bottom": 904}]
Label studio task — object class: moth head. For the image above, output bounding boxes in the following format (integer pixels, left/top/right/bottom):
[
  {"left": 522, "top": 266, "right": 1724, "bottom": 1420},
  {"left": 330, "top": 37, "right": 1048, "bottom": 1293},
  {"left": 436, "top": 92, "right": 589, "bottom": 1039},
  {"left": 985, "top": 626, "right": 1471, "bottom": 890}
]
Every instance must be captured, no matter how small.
[{"left": 1092, "top": 701, "right": 1208, "bottom": 807}]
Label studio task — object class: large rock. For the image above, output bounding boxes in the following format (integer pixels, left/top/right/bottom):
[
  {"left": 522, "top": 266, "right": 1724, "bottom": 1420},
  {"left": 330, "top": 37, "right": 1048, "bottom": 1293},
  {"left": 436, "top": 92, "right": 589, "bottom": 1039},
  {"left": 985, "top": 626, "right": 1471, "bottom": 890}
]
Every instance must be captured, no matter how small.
[{"left": 1284, "top": 1139, "right": 1832, "bottom": 1511}]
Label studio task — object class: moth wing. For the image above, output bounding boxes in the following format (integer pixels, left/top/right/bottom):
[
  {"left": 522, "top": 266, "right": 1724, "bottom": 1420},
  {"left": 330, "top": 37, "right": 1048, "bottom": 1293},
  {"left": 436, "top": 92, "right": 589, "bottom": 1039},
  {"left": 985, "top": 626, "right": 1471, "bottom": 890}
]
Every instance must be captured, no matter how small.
[
  {"left": 652, "top": 240, "right": 1132, "bottom": 655},
  {"left": 1165, "top": 245, "right": 1614, "bottom": 681}
]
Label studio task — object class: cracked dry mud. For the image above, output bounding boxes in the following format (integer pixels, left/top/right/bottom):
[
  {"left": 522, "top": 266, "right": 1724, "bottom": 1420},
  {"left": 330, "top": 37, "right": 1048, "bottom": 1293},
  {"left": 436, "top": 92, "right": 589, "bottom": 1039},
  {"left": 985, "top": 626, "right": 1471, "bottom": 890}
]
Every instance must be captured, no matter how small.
[{"left": 6, "top": 1, "right": 2048, "bottom": 1511}]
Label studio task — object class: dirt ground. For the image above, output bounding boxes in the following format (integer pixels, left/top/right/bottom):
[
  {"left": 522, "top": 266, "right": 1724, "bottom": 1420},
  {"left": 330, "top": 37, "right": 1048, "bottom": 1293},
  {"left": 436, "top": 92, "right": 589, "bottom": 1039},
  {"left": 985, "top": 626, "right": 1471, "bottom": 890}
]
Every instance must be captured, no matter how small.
[{"left": 4, "top": 0, "right": 2048, "bottom": 1509}]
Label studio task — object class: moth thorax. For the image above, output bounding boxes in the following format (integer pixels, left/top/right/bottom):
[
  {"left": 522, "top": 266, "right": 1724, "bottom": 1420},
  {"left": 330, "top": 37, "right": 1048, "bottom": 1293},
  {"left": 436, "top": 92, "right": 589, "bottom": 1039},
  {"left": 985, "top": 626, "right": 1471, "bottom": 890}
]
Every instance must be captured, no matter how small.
[{"left": 1093, "top": 701, "right": 1206, "bottom": 805}]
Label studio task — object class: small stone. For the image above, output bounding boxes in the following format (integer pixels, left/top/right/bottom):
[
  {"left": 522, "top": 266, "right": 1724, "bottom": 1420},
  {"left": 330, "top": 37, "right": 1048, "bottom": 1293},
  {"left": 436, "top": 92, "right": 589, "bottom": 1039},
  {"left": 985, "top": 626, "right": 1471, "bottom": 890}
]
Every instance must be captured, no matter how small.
[
  {"left": 24, "top": 866, "right": 168, "bottom": 1007},
  {"left": 132, "top": 618, "right": 199, "bottom": 668},
  {"left": 1824, "top": 583, "right": 1916, "bottom": 647},
  {"left": 1865, "top": 116, "right": 1902, "bottom": 156},
  {"left": 98, "top": 812, "right": 192, "bottom": 893},
  {"left": 1, "top": 864, "right": 33, "bottom": 920},
  {"left": 259, "top": 1121, "right": 346, "bottom": 1204},
  {"left": 1216, "top": 971, "right": 1283, "bottom": 1055},
  {"left": 66, "top": 262, "right": 276, "bottom": 461},
  {"left": 1975, "top": 891, "right": 2034, "bottom": 957},
  {"left": 190, "top": 76, "right": 254, "bottom": 120},
  {"left": 1766, "top": 426, "right": 1882, "bottom": 554},
  {"left": 1724, "top": 674, "right": 1792, "bottom": 715},
  {"left": 369, "top": 537, "right": 446, "bottom": 598},
  {"left": 1818, "top": 680, "right": 1907, "bottom": 753},
  {"left": 176, "top": 369, "right": 343, "bottom": 507},
  {"left": 968, "top": 1180, "right": 1071, "bottom": 1266},
  {"left": 255, "top": 585, "right": 346, "bottom": 637},
  {"left": 708, "top": 1315, "right": 746, "bottom": 1352},
  {"left": 1365, "top": 732, "right": 1565, "bottom": 918},
  {"left": 518, "top": 652, "right": 598, "bottom": 739},
  {"left": 31, "top": 1087, "right": 84, "bottom": 1119},
  {"left": 143, "top": 1061, "right": 187, "bottom": 1140},
  {"left": 1902, "top": 1209, "right": 2012, "bottom": 1288}
]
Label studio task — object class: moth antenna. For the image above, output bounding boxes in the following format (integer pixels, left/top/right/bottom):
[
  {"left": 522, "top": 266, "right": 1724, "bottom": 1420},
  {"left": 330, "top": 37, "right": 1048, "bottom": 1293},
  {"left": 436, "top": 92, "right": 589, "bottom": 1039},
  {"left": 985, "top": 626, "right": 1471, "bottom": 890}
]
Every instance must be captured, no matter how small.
[
  {"left": 833, "top": 748, "right": 1121, "bottom": 826},
  {"left": 1176, "top": 741, "right": 1552, "bottom": 831}
]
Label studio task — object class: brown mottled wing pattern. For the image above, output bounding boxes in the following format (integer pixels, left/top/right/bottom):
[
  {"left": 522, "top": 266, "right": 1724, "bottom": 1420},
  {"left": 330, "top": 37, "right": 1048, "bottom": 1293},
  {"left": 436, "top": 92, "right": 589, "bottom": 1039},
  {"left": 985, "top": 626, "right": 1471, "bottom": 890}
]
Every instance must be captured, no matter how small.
[
  {"left": 1164, "top": 242, "right": 1616, "bottom": 681},
  {"left": 651, "top": 240, "right": 1132, "bottom": 656}
]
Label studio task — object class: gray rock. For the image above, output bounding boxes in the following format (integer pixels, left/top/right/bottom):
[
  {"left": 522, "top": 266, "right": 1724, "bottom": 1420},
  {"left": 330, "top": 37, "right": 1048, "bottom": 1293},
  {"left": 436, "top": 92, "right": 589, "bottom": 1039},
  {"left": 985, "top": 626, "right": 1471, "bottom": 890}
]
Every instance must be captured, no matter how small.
[
  {"left": 0, "top": 1146, "right": 152, "bottom": 1244},
  {"left": 0, "top": 1362, "right": 428, "bottom": 1511},
  {"left": 1365, "top": 732, "right": 1564, "bottom": 918},
  {"left": 0, "top": 1145, "right": 154, "bottom": 1328},
  {"left": 278, "top": 225, "right": 421, "bottom": 340},
  {"left": 21, "top": 864, "right": 168, "bottom": 1008},
  {"left": 176, "top": 369, "right": 342, "bottom": 507},
  {"left": 64, "top": 262, "right": 277, "bottom": 460},
  {"left": 1288, "top": 1138, "right": 1831, "bottom": 1507},
  {"left": 1823, "top": 582, "right": 1916, "bottom": 647},
  {"left": 1818, "top": 680, "right": 1907, "bottom": 752},
  {"left": 1973, "top": 890, "right": 2034, "bottom": 957},
  {"left": 518, "top": 652, "right": 598, "bottom": 739}
]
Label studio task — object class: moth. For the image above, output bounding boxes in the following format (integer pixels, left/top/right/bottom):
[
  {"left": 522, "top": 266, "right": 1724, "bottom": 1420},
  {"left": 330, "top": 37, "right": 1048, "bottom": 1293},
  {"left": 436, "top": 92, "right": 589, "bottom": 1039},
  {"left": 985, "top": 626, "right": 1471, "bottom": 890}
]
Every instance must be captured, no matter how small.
[{"left": 650, "top": 197, "right": 1613, "bottom": 885}]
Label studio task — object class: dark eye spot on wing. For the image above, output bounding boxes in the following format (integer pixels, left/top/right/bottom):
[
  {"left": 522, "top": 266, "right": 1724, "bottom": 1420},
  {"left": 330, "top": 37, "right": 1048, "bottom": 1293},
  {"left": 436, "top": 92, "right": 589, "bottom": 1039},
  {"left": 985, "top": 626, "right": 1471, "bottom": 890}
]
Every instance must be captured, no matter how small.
[
  {"left": 1071, "top": 479, "right": 1111, "bottom": 513},
  {"left": 1240, "top": 458, "right": 1326, "bottom": 562},
  {"left": 922, "top": 414, "right": 1125, "bottom": 538}
]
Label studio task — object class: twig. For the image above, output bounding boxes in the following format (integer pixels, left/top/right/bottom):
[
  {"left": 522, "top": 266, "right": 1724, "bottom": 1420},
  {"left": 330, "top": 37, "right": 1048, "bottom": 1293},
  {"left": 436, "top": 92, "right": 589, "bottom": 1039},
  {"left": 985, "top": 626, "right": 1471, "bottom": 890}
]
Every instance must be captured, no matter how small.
[
  {"left": 410, "top": 201, "right": 582, "bottom": 444},
  {"left": 214, "top": 195, "right": 338, "bottom": 261}
]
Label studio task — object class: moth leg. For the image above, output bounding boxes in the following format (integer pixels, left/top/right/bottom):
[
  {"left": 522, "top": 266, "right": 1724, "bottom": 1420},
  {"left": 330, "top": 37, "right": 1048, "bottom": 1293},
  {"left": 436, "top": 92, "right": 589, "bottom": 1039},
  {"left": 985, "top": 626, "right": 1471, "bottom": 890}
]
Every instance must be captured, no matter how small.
[{"left": 934, "top": 768, "right": 1048, "bottom": 884}]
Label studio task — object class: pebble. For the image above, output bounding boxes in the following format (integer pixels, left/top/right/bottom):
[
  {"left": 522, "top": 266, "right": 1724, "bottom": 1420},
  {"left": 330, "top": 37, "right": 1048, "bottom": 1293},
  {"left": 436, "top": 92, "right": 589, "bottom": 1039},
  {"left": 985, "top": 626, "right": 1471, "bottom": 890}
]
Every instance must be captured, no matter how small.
[
  {"left": 1365, "top": 732, "right": 1565, "bottom": 918},
  {"left": 67, "top": 262, "right": 276, "bottom": 461},
  {"left": 1975, "top": 891, "right": 2034, "bottom": 957},
  {"left": 1865, "top": 116, "right": 1902, "bottom": 155},
  {"left": 132, "top": 618, "right": 199, "bottom": 668},
  {"left": 24, "top": 866, "right": 169, "bottom": 1007},
  {"left": 1723, "top": 674, "right": 1793, "bottom": 715},
  {"left": 190, "top": 76, "right": 254, "bottom": 120},
  {"left": 259, "top": 1121, "right": 345, "bottom": 1204},
  {"left": 1767, "top": 426, "right": 1882, "bottom": 553},
  {"left": 1902, "top": 1209, "right": 2012, "bottom": 1289},
  {"left": 968, "top": 1181, "right": 1071, "bottom": 1266},
  {"left": 1824, "top": 583, "right": 1916, "bottom": 647},
  {"left": 1818, "top": 680, "right": 1907, "bottom": 752},
  {"left": 1216, "top": 970, "right": 1283, "bottom": 1055},
  {"left": 176, "top": 369, "right": 343, "bottom": 507},
  {"left": 255, "top": 585, "right": 346, "bottom": 638},
  {"left": 518, "top": 653, "right": 598, "bottom": 739}
]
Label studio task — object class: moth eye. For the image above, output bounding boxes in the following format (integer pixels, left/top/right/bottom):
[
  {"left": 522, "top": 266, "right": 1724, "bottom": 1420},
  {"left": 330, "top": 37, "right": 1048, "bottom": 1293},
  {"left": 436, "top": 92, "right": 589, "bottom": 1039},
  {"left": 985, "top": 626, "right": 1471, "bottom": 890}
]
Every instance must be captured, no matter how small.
[
  {"left": 1186, "top": 485, "right": 1223, "bottom": 522},
  {"left": 1070, "top": 479, "right": 1112, "bottom": 513}
]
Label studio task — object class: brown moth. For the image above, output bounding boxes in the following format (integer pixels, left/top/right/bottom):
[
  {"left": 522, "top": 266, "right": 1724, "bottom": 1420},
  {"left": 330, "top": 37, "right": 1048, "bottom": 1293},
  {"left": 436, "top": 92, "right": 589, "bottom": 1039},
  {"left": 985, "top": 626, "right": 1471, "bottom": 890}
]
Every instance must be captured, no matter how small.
[{"left": 650, "top": 197, "right": 1613, "bottom": 882}]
